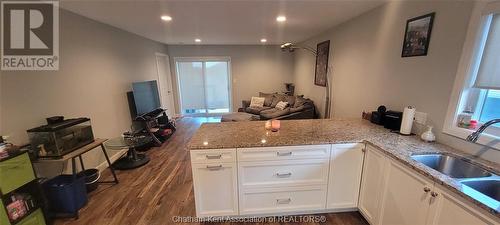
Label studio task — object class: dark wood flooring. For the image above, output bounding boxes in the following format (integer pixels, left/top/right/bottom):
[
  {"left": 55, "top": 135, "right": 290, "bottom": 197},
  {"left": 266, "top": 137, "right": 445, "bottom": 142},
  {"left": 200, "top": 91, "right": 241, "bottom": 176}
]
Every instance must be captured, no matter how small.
[{"left": 54, "top": 117, "right": 369, "bottom": 225}]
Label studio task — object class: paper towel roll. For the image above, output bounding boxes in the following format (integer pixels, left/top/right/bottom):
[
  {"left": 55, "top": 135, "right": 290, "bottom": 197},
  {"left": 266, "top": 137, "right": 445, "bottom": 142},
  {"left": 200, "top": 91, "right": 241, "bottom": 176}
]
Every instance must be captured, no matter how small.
[{"left": 400, "top": 106, "right": 416, "bottom": 135}]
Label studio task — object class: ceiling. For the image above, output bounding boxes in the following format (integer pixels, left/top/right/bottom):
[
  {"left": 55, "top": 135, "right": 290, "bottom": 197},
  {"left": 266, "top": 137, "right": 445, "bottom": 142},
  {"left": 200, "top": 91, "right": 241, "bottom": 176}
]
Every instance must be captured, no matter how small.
[{"left": 60, "top": 0, "right": 386, "bottom": 45}]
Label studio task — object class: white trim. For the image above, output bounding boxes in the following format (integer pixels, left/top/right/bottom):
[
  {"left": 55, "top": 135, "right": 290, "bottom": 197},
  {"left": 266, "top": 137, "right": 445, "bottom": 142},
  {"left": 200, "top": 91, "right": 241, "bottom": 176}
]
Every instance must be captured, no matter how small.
[
  {"left": 96, "top": 149, "right": 128, "bottom": 172},
  {"left": 174, "top": 56, "right": 231, "bottom": 62},
  {"left": 155, "top": 53, "right": 177, "bottom": 118},
  {"left": 155, "top": 52, "right": 168, "bottom": 57},
  {"left": 443, "top": 1, "right": 500, "bottom": 150}
]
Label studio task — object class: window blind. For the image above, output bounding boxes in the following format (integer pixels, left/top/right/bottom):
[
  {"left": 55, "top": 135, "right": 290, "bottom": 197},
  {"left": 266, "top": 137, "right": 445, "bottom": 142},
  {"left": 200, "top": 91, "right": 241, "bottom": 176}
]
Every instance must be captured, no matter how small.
[{"left": 474, "top": 13, "right": 500, "bottom": 90}]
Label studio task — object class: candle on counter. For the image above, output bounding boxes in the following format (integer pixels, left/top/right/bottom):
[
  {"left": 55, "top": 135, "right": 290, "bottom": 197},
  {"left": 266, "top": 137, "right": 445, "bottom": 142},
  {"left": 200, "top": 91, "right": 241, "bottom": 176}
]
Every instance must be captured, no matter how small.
[
  {"left": 271, "top": 120, "right": 280, "bottom": 132},
  {"left": 265, "top": 120, "right": 272, "bottom": 130}
]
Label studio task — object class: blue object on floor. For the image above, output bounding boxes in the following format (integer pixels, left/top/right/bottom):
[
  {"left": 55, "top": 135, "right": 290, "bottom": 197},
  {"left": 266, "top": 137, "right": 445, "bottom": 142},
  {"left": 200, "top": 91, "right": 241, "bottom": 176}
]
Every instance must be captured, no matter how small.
[{"left": 43, "top": 175, "right": 88, "bottom": 214}]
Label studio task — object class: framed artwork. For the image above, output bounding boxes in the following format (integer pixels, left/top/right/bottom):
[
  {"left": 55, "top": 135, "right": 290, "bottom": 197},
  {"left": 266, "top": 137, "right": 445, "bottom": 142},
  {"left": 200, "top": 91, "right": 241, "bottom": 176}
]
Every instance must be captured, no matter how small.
[
  {"left": 315, "top": 40, "right": 330, "bottom": 87},
  {"left": 402, "top": 12, "right": 435, "bottom": 57}
]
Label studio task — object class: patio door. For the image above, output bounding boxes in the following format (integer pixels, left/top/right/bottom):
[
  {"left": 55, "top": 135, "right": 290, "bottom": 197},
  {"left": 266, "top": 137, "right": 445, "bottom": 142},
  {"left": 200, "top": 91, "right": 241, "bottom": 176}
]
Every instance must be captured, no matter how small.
[{"left": 175, "top": 58, "right": 231, "bottom": 116}]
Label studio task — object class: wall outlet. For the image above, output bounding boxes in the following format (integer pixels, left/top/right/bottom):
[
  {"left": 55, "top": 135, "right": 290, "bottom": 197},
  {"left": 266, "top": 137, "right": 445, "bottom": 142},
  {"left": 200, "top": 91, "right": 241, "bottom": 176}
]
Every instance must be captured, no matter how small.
[{"left": 414, "top": 111, "right": 427, "bottom": 125}]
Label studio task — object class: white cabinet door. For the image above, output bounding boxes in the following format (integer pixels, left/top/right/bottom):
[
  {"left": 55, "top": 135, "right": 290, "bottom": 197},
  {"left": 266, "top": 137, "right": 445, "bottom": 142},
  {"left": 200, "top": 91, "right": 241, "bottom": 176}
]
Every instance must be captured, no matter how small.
[
  {"left": 358, "top": 145, "right": 387, "bottom": 225},
  {"left": 379, "top": 160, "right": 433, "bottom": 225},
  {"left": 326, "top": 143, "right": 365, "bottom": 209},
  {"left": 191, "top": 162, "right": 238, "bottom": 217},
  {"left": 426, "top": 185, "right": 499, "bottom": 225}
]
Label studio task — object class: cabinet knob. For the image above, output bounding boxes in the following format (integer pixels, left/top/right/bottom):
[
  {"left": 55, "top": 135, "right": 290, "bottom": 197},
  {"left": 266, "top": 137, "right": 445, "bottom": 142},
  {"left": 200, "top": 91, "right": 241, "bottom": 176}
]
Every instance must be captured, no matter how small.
[
  {"left": 431, "top": 191, "right": 439, "bottom": 197},
  {"left": 423, "top": 187, "right": 431, "bottom": 193},
  {"left": 361, "top": 148, "right": 366, "bottom": 153}
]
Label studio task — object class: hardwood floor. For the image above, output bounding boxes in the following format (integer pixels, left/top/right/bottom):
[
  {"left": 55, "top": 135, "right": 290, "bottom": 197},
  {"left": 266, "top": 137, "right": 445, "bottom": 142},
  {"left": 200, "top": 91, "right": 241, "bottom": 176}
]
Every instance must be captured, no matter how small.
[{"left": 54, "top": 117, "right": 369, "bottom": 225}]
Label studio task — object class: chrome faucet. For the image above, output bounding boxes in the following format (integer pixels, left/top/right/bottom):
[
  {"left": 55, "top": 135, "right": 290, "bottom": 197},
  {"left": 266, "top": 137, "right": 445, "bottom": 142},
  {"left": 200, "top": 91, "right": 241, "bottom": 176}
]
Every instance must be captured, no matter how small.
[{"left": 466, "top": 119, "right": 500, "bottom": 143}]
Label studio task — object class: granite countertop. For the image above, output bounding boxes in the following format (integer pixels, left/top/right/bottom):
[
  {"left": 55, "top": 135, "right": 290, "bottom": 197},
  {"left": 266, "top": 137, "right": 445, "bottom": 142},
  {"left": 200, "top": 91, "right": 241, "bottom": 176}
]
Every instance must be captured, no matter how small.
[{"left": 187, "top": 118, "right": 500, "bottom": 218}]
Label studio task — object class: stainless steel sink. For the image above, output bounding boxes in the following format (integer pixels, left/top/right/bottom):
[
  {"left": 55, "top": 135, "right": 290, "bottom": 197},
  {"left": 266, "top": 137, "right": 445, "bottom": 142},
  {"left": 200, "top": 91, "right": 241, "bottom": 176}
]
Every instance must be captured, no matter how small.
[
  {"left": 410, "top": 153, "right": 492, "bottom": 179},
  {"left": 411, "top": 153, "right": 500, "bottom": 210},
  {"left": 461, "top": 180, "right": 500, "bottom": 202}
]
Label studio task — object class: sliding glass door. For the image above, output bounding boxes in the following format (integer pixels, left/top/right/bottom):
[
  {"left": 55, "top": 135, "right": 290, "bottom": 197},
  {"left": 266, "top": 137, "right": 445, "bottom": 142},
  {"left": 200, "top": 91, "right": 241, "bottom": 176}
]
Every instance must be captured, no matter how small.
[{"left": 176, "top": 58, "right": 231, "bottom": 115}]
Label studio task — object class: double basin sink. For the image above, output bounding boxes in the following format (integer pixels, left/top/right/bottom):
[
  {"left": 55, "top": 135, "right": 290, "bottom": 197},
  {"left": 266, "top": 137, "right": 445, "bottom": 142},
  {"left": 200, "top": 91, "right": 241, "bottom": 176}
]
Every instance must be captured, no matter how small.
[{"left": 411, "top": 153, "right": 499, "bottom": 206}]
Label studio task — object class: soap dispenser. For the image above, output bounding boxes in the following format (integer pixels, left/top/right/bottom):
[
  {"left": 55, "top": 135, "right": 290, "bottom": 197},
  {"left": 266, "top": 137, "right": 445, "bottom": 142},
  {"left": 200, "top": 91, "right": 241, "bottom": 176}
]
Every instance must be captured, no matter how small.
[{"left": 421, "top": 126, "right": 436, "bottom": 142}]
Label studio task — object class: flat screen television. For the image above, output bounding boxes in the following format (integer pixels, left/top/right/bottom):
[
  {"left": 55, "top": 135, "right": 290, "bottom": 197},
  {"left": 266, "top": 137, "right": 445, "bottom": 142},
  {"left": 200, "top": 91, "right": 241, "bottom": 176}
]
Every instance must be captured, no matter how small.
[{"left": 130, "top": 80, "right": 161, "bottom": 117}]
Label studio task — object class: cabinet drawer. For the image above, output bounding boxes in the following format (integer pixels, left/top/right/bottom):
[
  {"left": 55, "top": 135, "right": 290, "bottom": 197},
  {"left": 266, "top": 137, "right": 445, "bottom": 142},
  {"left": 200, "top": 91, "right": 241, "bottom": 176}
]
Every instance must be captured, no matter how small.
[
  {"left": 239, "top": 185, "right": 327, "bottom": 215},
  {"left": 237, "top": 145, "right": 331, "bottom": 162},
  {"left": 0, "top": 153, "right": 35, "bottom": 194},
  {"left": 190, "top": 149, "right": 236, "bottom": 164},
  {"left": 239, "top": 159, "right": 329, "bottom": 189},
  {"left": 17, "top": 209, "right": 46, "bottom": 225}
]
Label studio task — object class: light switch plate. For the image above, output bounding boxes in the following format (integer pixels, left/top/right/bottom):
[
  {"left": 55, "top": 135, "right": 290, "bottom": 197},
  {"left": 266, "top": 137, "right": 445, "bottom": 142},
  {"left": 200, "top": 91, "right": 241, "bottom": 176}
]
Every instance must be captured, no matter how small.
[{"left": 414, "top": 111, "right": 427, "bottom": 125}]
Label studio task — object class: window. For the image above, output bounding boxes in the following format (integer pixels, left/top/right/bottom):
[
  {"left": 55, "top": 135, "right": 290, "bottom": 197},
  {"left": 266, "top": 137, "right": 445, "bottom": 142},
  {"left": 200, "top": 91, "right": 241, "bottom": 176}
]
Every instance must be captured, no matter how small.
[
  {"left": 175, "top": 57, "right": 232, "bottom": 116},
  {"left": 463, "top": 11, "right": 500, "bottom": 131},
  {"left": 477, "top": 90, "right": 500, "bottom": 124},
  {"left": 444, "top": 1, "right": 500, "bottom": 148}
]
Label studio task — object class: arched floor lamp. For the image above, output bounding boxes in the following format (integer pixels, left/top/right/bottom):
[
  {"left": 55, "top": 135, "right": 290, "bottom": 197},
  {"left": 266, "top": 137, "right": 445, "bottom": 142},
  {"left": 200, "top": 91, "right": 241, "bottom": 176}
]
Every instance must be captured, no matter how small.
[{"left": 280, "top": 42, "right": 331, "bottom": 119}]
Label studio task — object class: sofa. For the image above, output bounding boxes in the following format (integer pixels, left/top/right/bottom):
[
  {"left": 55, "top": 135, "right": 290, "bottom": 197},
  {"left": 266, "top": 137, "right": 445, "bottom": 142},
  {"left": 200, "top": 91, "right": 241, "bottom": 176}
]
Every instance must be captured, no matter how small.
[{"left": 239, "top": 92, "right": 316, "bottom": 120}]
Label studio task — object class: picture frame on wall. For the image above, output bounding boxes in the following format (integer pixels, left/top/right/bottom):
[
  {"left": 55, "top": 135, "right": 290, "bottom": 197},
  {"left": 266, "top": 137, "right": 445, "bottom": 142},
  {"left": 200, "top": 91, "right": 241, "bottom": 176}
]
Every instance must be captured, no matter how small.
[
  {"left": 401, "top": 12, "right": 435, "bottom": 57},
  {"left": 314, "top": 40, "right": 330, "bottom": 87}
]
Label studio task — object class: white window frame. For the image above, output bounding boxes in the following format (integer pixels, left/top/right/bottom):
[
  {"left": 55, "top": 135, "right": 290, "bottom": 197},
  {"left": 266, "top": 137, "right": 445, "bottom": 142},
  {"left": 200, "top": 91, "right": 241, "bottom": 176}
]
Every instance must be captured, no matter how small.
[
  {"left": 444, "top": 1, "right": 500, "bottom": 150},
  {"left": 173, "top": 56, "right": 233, "bottom": 116}
]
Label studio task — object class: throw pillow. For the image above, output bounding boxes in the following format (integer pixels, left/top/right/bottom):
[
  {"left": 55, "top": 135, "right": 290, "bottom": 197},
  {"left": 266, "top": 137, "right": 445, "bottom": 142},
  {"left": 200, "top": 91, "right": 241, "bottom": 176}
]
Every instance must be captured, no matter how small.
[
  {"left": 286, "top": 95, "right": 296, "bottom": 106},
  {"left": 294, "top": 96, "right": 308, "bottom": 108},
  {"left": 275, "top": 101, "right": 288, "bottom": 110},
  {"left": 259, "top": 92, "right": 275, "bottom": 107},
  {"left": 249, "top": 97, "right": 265, "bottom": 108},
  {"left": 271, "top": 94, "right": 288, "bottom": 107}
]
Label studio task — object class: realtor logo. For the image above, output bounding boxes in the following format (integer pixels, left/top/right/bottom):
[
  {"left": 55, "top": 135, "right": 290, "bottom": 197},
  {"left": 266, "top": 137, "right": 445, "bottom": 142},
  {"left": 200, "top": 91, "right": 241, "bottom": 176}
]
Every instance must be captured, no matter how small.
[{"left": 1, "top": 1, "right": 59, "bottom": 70}]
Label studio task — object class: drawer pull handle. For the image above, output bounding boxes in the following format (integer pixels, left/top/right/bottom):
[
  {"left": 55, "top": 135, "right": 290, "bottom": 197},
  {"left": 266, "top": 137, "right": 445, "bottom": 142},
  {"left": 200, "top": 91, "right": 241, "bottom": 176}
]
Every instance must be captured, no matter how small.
[
  {"left": 276, "top": 152, "right": 292, "bottom": 156},
  {"left": 276, "top": 198, "right": 291, "bottom": 204},
  {"left": 276, "top": 172, "right": 292, "bottom": 177},
  {"left": 205, "top": 154, "right": 222, "bottom": 159},
  {"left": 206, "top": 165, "right": 223, "bottom": 170}
]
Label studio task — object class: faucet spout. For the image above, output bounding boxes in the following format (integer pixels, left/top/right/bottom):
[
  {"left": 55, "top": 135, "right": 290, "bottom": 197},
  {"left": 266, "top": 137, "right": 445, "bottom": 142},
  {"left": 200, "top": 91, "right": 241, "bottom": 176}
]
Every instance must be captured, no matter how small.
[{"left": 466, "top": 119, "right": 500, "bottom": 143}]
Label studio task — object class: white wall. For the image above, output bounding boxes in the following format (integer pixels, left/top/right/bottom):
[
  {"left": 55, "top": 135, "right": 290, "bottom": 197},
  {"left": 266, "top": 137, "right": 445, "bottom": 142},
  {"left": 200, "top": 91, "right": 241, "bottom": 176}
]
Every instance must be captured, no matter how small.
[
  {"left": 0, "top": 10, "right": 168, "bottom": 175},
  {"left": 166, "top": 45, "right": 295, "bottom": 113},
  {"left": 293, "top": 0, "right": 500, "bottom": 162}
]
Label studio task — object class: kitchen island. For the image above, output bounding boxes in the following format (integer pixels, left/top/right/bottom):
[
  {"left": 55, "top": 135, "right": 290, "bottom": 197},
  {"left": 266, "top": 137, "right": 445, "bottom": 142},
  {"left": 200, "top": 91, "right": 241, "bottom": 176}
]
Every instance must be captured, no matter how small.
[{"left": 188, "top": 118, "right": 500, "bottom": 224}]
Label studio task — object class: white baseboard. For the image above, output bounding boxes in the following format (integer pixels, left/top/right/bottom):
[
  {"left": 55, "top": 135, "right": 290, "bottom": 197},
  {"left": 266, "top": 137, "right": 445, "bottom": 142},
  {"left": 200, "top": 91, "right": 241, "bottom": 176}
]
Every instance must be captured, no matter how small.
[
  {"left": 95, "top": 149, "right": 128, "bottom": 172},
  {"left": 203, "top": 208, "right": 359, "bottom": 219}
]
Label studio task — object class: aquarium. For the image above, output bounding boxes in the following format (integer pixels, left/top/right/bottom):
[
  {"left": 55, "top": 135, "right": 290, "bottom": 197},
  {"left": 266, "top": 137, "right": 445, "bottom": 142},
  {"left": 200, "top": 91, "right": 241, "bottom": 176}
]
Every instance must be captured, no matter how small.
[{"left": 27, "top": 118, "right": 95, "bottom": 158}]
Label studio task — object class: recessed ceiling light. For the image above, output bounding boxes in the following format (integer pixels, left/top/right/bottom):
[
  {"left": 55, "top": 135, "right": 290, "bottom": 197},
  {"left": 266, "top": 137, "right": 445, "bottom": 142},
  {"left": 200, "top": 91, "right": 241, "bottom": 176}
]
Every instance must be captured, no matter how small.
[
  {"left": 260, "top": 38, "right": 267, "bottom": 43},
  {"left": 161, "top": 15, "right": 172, "bottom": 21},
  {"left": 195, "top": 38, "right": 202, "bottom": 43},
  {"left": 276, "top": 16, "right": 286, "bottom": 22}
]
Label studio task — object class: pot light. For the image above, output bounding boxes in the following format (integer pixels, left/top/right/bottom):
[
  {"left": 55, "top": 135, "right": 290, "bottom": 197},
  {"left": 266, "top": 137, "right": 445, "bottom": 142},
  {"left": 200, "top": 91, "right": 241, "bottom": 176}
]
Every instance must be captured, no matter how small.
[
  {"left": 161, "top": 15, "right": 172, "bottom": 21},
  {"left": 195, "top": 38, "right": 202, "bottom": 43},
  {"left": 260, "top": 38, "right": 267, "bottom": 43},
  {"left": 276, "top": 16, "right": 286, "bottom": 22}
]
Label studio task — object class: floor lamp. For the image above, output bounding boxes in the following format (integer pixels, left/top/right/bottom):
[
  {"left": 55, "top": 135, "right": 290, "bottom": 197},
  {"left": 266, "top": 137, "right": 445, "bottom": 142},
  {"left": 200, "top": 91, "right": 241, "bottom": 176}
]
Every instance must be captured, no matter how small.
[{"left": 281, "top": 43, "right": 331, "bottom": 118}]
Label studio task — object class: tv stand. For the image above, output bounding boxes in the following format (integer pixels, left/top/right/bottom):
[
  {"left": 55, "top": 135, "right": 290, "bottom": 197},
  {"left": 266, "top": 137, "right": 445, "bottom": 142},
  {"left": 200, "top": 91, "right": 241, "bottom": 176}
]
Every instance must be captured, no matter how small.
[{"left": 134, "top": 108, "right": 176, "bottom": 146}]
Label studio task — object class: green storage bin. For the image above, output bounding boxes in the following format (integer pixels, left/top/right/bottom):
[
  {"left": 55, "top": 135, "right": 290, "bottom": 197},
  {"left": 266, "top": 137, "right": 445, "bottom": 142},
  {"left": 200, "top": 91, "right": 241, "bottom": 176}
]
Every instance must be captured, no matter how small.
[
  {"left": 0, "top": 153, "right": 36, "bottom": 194},
  {"left": 0, "top": 201, "right": 9, "bottom": 225}
]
